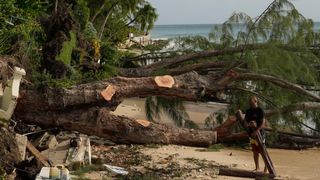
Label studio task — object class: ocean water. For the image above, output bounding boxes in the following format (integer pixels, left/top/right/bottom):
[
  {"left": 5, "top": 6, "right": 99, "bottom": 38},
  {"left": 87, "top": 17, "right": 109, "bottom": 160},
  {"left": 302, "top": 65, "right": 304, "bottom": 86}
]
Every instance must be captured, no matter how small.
[{"left": 150, "top": 22, "right": 320, "bottom": 39}]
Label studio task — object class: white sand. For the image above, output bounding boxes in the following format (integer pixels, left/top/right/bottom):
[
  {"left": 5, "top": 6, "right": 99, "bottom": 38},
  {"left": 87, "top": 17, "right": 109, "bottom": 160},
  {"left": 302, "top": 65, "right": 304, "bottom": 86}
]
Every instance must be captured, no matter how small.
[
  {"left": 142, "top": 145, "right": 320, "bottom": 180},
  {"left": 112, "top": 98, "right": 320, "bottom": 180}
]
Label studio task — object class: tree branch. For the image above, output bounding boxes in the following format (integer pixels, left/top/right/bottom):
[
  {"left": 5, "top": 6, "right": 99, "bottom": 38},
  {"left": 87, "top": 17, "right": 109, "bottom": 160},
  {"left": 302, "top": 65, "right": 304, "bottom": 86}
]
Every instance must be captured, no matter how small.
[
  {"left": 265, "top": 102, "right": 320, "bottom": 117},
  {"left": 236, "top": 73, "right": 320, "bottom": 101},
  {"left": 120, "top": 45, "right": 259, "bottom": 77}
]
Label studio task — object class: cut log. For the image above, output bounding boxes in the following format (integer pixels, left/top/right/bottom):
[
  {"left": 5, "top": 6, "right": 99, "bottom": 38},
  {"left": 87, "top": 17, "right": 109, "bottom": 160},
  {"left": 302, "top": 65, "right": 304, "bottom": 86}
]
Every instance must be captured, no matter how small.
[
  {"left": 219, "top": 168, "right": 275, "bottom": 179},
  {"left": 101, "top": 85, "right": 116, "bottom": 101},
  {"left": 154, "top": 75, "right": 175, "bottom": 88},
  {"left": 135, "top": 119, "right": 151, "bottom": 127}
]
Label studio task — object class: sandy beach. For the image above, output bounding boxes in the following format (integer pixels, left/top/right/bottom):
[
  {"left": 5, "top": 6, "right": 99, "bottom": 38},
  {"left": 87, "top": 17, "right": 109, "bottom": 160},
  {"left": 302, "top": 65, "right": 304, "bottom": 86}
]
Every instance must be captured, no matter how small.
[
  {"left": 142, "top": 145, "right": 320, "bottom": 180},
  {"left": 111, "top": 98, "right": 320, "bottom": 180}
]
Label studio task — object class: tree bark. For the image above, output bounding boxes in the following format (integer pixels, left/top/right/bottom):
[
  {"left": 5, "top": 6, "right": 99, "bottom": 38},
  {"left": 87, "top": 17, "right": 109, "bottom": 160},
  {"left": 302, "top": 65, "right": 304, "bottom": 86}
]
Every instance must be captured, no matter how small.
[
  {"left": 16, "top": 72, "right": 222, "bottom": 113},
  {"left": 16, "top": 107, "right": 221, "bottom": 147}
]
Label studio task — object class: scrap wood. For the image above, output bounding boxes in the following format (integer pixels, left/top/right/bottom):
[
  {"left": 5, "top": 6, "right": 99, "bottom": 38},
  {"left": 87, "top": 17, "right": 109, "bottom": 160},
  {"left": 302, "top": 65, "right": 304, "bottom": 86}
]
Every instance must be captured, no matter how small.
[
  {"left": 26, "top": 140, "right": 50, "bottom": 167},
  {"left": 219, "top": 167, "right": 275, "bottom": 179}
]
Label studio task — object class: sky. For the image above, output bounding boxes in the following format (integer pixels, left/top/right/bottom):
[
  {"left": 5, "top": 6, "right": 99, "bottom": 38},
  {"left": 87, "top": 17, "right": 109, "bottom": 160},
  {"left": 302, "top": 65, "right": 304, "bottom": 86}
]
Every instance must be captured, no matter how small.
[{"left": 147, "top": 0, "right": 320, "bottom": 25}]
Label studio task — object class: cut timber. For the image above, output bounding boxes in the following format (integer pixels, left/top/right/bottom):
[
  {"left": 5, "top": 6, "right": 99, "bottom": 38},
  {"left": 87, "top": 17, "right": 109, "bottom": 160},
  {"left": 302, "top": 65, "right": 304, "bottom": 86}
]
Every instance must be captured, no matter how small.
[
  {"left": 101, "top": 85, "right": 116, "bottom": 101},
  {"left": 154, "top": 75, "right": 175, "bottom": 88},
  {"left": 136, "top": 119, "right": 151, "bottom": 127},
  {"left": 26, "top": 141, "right": 50, "bottom": 167},
  {"left": 219, "top": 168, "right": 275, "bottom": 179}
]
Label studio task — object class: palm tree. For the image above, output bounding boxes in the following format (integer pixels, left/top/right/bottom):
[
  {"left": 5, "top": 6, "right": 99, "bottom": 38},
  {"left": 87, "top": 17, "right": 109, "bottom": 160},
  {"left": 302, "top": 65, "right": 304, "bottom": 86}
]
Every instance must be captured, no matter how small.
[
  {"left": 97, "top": 0, "right": 144, "bottom": 40},
  {"left": 126, "top": 2, "right": 158, "bottom": 33}
]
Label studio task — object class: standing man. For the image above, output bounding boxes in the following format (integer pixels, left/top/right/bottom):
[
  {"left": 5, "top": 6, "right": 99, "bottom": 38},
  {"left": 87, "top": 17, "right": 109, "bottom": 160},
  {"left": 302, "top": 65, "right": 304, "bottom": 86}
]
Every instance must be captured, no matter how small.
[{"left": 238, "top": 96, "right": 266, "bottom": 172}]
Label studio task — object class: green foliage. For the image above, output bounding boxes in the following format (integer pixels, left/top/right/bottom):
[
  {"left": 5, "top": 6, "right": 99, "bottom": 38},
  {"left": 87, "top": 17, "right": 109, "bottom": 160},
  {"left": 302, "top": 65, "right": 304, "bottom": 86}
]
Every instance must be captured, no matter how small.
[
  {"left": 0, "top": 0, "right": 46, "bottom": 30},
  {"left": 100, "top": 42, "right": 120, "bottom": 66},
  {"left": 56, "top": 31, "right": 77, "bottom": 66},
  {"left": 81, "top": 64, "right": 118, "bottom": 83},
  {"left": 130, "top": 2, "right": 158, "bottom": 33},
  {"left": 103, "top": 17, "right": 138, "bottom": 45},
  {"left": 84, "top": 22, "right": 98, "bottom": 40},
  {"left": 32, "top": 69, "right": 81, "bottom": 88},
  {"left": 172, "top": 36, "right": 213, "bottom": 51},
  {"left": 73, "top": 0, "right": 90, "bottom": 30}
]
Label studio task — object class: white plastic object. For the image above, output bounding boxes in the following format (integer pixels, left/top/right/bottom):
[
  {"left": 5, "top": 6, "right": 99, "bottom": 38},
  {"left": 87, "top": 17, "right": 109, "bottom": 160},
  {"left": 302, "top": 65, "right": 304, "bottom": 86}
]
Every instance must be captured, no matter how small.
[{"left": 0, "top": 67, "right": 26, "bottom": 121}]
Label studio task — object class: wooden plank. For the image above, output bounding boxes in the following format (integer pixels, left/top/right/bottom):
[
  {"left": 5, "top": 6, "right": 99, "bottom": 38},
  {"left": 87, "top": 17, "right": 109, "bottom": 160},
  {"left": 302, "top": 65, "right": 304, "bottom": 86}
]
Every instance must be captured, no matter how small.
[
  {"left": 26, "top": 140, "right": 50, "bottom": 167},
  {"left": 256, "top": 131, "right": 277, "bottom": 176},
  {"left": 219, "top": 167, "right": 275, "bottom": 179}
]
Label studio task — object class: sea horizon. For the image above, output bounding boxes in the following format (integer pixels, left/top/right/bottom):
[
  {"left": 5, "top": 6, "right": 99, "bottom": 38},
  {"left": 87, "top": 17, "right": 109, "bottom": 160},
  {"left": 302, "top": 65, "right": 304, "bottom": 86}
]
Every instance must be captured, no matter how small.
[{"left": 150, "top": 22, "right": 320, "bottom": 39}]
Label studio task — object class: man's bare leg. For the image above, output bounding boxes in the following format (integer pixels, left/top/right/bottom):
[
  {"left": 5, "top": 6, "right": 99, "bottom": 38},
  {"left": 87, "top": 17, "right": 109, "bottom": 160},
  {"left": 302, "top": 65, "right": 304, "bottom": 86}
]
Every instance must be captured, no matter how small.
[{"left": 253, "top": 151, "right": 260, "bottom": 171}]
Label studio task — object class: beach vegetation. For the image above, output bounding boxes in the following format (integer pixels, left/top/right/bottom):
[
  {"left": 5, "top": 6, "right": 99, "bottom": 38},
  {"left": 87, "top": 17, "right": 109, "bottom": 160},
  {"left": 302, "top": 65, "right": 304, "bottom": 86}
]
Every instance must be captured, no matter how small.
[{"left": 142, "top": 0, "right": 320, "bottom": 137}]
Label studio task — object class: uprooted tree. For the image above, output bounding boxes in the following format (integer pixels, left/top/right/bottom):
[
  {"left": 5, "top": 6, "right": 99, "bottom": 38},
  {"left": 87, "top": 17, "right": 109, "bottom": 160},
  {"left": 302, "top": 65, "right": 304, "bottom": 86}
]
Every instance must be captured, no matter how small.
[{"left": 1, "top": 0, "right": 320, "bottom": 175}]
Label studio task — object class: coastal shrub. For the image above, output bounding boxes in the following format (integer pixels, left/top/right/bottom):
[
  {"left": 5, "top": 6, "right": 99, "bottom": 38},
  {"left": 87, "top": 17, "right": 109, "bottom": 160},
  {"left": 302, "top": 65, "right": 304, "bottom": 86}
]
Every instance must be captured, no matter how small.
[
  {"left": 73, "top": 0, "right": 90, "bottom": 30},
  {"left": 56, "top": 31, "right": 77, "bottom": 66}
]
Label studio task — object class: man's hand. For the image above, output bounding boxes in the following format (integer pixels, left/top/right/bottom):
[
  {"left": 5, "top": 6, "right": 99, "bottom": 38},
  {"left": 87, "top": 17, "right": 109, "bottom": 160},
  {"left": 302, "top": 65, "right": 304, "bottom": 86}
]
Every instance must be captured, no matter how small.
[
  {"left": 250, "top": 130, "right": 258, "bottom": 138},
  {"left": 236, "top": 110, "right": 244, "bottom": 121},
  {"left": 248, "top": 121, "right": 257, "bottom": 128}
]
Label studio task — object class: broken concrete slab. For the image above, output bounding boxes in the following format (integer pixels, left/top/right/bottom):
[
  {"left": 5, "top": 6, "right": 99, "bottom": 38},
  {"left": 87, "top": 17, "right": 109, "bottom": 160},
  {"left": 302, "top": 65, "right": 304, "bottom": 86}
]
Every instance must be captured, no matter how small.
[
  {"left": 34, "top": 132, "right": 58, "bottom": 151},
  {"left": 41, "top": 140, "right": 70, "bottom": 166},
  {"left": 41, "top": 137, "right": 92, "bottom": 167}
]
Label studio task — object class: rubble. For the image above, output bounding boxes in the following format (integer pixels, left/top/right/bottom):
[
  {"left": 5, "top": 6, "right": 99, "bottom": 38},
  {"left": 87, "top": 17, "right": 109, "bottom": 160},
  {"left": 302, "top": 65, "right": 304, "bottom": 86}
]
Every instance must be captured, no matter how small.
[{"left": 34, "top": 132, "right": 58, "bottom": 151}]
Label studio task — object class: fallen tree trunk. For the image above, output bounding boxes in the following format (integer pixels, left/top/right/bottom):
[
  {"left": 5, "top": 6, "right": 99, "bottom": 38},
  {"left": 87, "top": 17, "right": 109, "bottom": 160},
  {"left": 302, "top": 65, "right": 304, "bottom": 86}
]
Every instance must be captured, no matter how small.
[
  {"left": 16, "top": 107, "right": 221, "bottom": 147},
  {"left": 17, "top": 72, "right": 222, "bottom": 113}
]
